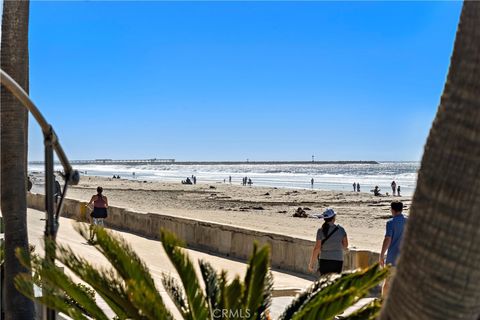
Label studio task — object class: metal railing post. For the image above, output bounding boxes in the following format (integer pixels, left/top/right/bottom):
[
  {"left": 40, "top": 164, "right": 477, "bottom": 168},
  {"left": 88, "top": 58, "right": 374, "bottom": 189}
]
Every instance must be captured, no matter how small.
[{"left": 44, "top": 134, "right": 56, "bottom": 320}]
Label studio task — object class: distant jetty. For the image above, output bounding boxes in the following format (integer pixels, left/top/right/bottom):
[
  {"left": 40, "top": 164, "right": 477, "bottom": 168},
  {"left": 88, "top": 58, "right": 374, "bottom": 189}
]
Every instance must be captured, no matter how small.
[{"left": 29, "top": 159, "right": 379, "bottom": 165}]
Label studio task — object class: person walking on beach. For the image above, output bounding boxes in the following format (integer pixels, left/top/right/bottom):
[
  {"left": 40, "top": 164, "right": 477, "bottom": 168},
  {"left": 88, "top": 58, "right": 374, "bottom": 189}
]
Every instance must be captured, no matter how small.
[
  {"left": 311, "top": 178, "right": 314, "bottom": 188},
  {"left": 229, "top": 176, "right": 232, "bottom": 184},
  {"left": 308, "top": 209, "right": 348, "bottom": 276},
  {"left": 391, "top": 181, "right": 397, "bottom": 196},
  {"left": 193, "top": 176, "right": 197, "bottom": 184},
  {"left": 86, "top": 186, "right": 109, "bottom": 241},
  {"left": 356, "top": 183, "right": 360, "bottom": 192},
  {"left": 353, "top": 182, "right": 357, "bottom": 192},
  {"left": 380, "top": 201, "right": 407, "bottom": 296},
  {"left": 397, "top": 185, "right": 401, "bottom": 197}
]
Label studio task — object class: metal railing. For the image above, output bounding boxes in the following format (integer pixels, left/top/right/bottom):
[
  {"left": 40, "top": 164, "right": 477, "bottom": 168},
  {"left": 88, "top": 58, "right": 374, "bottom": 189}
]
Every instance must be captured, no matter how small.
[{"left": 1, "top": 68, "right": 80, "bottom": 320}]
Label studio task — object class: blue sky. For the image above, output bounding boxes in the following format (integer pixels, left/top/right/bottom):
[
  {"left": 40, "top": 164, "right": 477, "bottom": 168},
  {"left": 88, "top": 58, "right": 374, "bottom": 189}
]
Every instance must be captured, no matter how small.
[{"left": 25, "top": 1, "right": 462, "bottom": 161}]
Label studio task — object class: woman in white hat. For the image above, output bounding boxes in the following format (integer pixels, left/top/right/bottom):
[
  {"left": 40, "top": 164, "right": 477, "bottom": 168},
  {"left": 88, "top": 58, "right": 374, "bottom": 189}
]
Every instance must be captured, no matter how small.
[{"left": 308, "top": 208, "right": 348, "bottom": 275}]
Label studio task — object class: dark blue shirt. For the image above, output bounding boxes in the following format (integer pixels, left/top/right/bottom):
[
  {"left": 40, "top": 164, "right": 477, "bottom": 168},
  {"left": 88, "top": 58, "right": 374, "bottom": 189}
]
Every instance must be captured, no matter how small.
[{"left": 385, "top": 214, "right": 407, "bottom": 266}]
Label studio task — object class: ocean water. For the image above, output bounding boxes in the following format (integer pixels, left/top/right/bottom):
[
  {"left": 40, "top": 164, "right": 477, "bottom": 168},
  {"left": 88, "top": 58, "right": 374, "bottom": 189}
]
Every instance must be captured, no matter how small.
[{"left": 29, "top": 161, "right": 419, "bottom": 196}]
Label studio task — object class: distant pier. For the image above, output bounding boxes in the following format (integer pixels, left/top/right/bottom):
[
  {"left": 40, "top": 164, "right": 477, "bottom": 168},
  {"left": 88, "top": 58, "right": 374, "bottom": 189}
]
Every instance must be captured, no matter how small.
[
  {"left": 29, "top": 159, "right": 379, "bottom": 165},
  {"left": 29, "top": 158, "right": 176, "bottom": 165}
]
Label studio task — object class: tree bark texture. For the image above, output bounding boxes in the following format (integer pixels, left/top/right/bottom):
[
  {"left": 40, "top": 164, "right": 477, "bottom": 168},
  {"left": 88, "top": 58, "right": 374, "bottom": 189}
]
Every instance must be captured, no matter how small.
[
  {"left": 380, "top": 2, "right": 480, "bottom": 319},
  {"left": 1, "top": 0, "right": 34, "bottom": 319}
]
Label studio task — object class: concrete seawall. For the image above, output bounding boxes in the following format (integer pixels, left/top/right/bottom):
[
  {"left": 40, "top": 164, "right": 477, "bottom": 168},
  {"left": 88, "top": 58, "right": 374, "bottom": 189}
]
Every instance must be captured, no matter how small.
[{"left": 27, "top": 193, "right": 379, "bottom": 276}]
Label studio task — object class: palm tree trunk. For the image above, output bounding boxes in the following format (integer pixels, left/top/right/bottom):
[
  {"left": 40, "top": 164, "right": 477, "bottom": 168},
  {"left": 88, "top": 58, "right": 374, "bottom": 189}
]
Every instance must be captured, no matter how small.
[
  {"left": 1, "top": 1, "right": 35, "bottom": 319},
  {"left": 380, "top": 2, "right": 480, "bottom": 319}
]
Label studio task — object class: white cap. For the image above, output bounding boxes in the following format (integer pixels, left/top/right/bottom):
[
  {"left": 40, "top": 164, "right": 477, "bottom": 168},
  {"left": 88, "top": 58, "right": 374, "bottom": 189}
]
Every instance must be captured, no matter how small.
[{"left": 315, "top": 208, "right": 336, "bottom": 219}]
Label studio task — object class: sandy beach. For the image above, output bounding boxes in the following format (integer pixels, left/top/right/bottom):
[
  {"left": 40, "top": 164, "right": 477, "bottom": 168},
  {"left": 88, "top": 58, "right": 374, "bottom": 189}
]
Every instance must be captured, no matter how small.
[{"left": 42, "top": 175, "right": 412, "bottom": 252}]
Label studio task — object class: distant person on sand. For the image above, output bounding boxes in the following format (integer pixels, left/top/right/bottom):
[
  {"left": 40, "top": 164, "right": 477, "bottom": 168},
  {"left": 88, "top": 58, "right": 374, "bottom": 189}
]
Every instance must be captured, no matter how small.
[
  {"left": 308, "top": 209, "right": 348, "bottom": 275},
  {"left": 356, "top": 183, "right": 361, "bottom": 192},
  {"left": 248, "top": 178, "right": 252, "bottom": 186},
  {"left": 193, "top": 176, "right": 197, "bottom": 184},
  {"left": 311, "top": 178, "right": 314, "bottom": 188},
  {"left": 229, "top": 176, "right": 232, "bottom": 184},
  {"left": 353, "top": 182, "right": 357, "bottom": 192},
  {"left": 86, "top": 186, "right": 109, "bottom": 241},
  {"left": 182, "top": 177, "right": 192, "bottom": 185},
  {"left": 372, "top": 186, "right": 381, "bottom": 196},
  {"left": 391, "top": 181, "right": 397, "bottom": 196},
  {"left": 397, "top": 185, "right": 401, "bottom": 197},
  {"left": 380, "top": 201, "right": 407, "bottom": 296}
]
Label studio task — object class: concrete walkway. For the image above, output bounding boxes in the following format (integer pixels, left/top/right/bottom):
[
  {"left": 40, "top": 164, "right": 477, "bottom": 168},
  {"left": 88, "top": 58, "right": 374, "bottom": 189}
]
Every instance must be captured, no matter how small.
[{"left": 27, "top": 209, "right": 312, "bottom": 319}]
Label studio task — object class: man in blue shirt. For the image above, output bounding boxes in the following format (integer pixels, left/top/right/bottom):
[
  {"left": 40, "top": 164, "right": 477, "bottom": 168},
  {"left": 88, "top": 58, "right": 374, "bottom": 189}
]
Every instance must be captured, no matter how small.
[{"left": 380, "top": 201, "right": 407, "bottom": 296}]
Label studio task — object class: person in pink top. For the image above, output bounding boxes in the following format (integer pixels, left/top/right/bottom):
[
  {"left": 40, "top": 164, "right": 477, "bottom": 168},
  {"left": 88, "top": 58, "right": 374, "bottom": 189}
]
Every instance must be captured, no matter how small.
[{"left": 86, "top": 186, "right": 109, "bottom": 241}]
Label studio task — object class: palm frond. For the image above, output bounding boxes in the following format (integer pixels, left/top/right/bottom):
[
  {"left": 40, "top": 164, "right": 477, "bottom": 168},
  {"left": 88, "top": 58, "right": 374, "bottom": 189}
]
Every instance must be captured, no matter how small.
[
  {"left": 76, "top": 224, "right": 173, "bottom": 319},
  {"left": 199, "top": 260, "right": 221, "bottom": 312},
  {"left": 278, "top": 276, "right": 336, "bottom": 320},
  {"left": 341, "top": 298, "right": 382, "bottom": 320},
  {"left": 257, "top": 271, "right": 274, "bottom": 320},
  {"left": 15, "top": 248, "right": 107, "bottom": 320},
  {"left": 216, "top": 270, "right": 229, "bottom": 315},
  {"left": 289, "top": 264, "right": 389, "bottom": 320},
  {"left": 65, "top": 283, "right": 97, "bottom": 316},
  {"left": 292, "top": 288, "right": 358, "bottom": 320},
  {"left": 161, "top": 229, "right": 209, "bottom": 320},
  {"left": 15, "top": 273, "right": 90, "bottom": 320},
  {"left": 225, "top": 276, "right": 245, "bottom": 319},
  {"left": 162, "top": 272, "right": 190, "bottom": 318},
  {"left": 242, "top": 243, "right": 270, "bottom": 319},
  {"left": 54, "top": 242, "right": 140, "bottom": 319}
]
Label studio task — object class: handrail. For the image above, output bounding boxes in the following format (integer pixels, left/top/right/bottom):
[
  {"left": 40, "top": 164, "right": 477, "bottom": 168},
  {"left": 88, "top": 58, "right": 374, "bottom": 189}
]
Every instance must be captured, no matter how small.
[{"left": 1, "top": 68, "right": 80, "bottom": 319}]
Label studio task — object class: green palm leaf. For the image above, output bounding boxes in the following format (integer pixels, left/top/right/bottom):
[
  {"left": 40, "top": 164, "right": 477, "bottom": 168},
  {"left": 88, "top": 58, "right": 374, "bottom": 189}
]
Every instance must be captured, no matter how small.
[
  {"left": 162, "top": 272, "right": 190, "bottom": 318},
  {"left": 290, "top": 264, "right": 388, "bottom": 320},
  {"left": 15, "top": 273, "right": 90, "bottom": 320},
  {"left": 278, "top": 275, "right": 335, "bottom": 320},
  {"left": 77, "top": 225, "right": 172, "bottom": 319},
  {"left": 257, "top": 271, "right": 273, "bottom": 320},
  {"left": 341, "top": 298, "right": 382, "bottom": 320},
  {"left": 54, "top": 243, "right": 138, "bottom": 319},
  {"left": 216, "top": 270, "right": 229, "bottom": 315},
  {"left": 242, "top": 243, "right": 270, "bottom": 319},
  {"left": 292, "top": 288, "right": 358, "bottom": 320},
  {"left": 199, "top": 260, "right": 221, "bottom": 312},
  {"left": 15, "top": 248, "right": 107, "bottom": 320},
  {"left": 161, "top": 229, "right": 209, "bottom": 320},
  {"left": 225, "top": 276, "right": 244, "bottom": 320}
]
